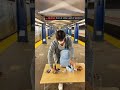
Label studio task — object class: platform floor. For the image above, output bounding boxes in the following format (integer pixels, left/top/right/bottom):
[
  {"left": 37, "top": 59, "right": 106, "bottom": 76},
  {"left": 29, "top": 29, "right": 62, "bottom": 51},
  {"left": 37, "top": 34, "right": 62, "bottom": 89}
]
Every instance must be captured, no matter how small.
[
  {"left": 0, "top": 31, "right": 34, "bottom": 90},
  {"left": 93, "top": 41, "right": 120, "bottom": 89},
  {"left": 35, "top": 35, "right": 85, "bottom": 90},
  {"left": 88, "top": 30, "right": 120, "bottom": 89}
]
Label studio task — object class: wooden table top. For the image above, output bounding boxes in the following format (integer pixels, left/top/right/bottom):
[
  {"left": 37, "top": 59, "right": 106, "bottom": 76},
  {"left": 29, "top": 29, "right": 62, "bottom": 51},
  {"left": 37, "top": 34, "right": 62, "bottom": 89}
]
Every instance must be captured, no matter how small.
[{"left": 40, "top": 63, "right": 85, "bottom": 84}]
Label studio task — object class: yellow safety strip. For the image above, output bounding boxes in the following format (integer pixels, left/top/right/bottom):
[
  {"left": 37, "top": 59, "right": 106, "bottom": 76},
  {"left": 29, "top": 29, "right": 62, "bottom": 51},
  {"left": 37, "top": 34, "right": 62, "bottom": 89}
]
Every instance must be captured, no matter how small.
[{"left": 88, "top": 25, "right": 120, "bottom": 48}]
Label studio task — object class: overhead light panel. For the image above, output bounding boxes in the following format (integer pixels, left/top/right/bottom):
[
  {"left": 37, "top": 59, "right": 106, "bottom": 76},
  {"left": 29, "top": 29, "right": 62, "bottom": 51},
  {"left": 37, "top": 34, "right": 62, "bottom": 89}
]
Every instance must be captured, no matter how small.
[
  {"left": 35, "top": 18, "right": 44, "bottom": 23},
  {"left": 76, "top": 19, "right": 85, "bottom": 23}
]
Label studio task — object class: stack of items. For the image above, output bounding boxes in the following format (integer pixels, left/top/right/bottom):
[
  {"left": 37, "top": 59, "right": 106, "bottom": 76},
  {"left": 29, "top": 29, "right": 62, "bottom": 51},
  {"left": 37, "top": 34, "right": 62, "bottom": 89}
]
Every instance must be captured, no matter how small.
[
  {"left": 66, "top": 60, "right": 83, "bottom": 72},
  {"left": 46, "top": 64, "right": 61, "bottom": 74}
]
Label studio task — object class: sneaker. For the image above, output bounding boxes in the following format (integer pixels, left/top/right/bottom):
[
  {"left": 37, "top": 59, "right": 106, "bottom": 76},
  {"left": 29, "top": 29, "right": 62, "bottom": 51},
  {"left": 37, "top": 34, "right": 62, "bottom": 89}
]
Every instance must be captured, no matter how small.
[{"left": 58, "top": 83, "right": 63, "bottom": 90}]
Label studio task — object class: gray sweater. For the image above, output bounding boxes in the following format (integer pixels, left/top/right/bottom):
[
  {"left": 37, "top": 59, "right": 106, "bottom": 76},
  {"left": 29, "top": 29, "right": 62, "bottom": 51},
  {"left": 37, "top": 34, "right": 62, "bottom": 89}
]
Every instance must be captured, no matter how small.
[{"left": 47, "top": 36, "right": 74, "bottom": 68}]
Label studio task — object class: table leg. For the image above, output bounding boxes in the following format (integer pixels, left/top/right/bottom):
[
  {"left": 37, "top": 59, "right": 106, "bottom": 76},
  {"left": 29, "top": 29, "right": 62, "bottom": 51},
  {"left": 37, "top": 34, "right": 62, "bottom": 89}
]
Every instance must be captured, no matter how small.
[
  {"left": 44, "top": 84, "right": 50, "bottom": 90},
  {"left": 44, "top": 84, "right": 46, "bottom": 90}
]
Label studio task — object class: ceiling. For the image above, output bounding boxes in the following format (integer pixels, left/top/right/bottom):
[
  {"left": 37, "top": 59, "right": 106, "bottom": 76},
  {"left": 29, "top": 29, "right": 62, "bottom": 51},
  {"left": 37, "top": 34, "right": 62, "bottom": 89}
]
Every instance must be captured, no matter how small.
[{"left": 35, "top": 0, "right": 85, "bottom": 29}]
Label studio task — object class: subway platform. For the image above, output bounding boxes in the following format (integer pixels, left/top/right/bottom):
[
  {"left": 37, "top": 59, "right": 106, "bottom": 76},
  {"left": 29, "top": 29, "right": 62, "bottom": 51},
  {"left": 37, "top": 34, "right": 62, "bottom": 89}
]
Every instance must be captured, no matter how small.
[{"left": 35, "top": 35, "right": 85, "bottom": 90}]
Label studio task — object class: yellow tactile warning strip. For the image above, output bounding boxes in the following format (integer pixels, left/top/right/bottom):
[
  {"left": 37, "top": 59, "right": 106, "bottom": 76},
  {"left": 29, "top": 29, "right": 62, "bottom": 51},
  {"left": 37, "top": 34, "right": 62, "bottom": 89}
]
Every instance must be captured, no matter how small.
[
  {"left": 71, "top": 36, "right": 85, "bottom": 46},
  {"left": 104, "top": 33, "right": 120, "bottom": 48},
  {"left": 35, "top": 35, "right": 85, "bottom": 49},
  {"left": 35, "top": 36, "right": 48, "bottom": 49},
  {"left": 78, "top": 40, "right": 85, "bottom": 46},
  {"left": 88, "top": 25, "right": 120, "bottom": 48},
  {"left": 0, "top": 25, "right": 31, "bottom": 54},
  {"left": 35, "top": 40, "right": 42, "bottom": 49},
  {"left": 0, "top": 33, "right": 17, "bottom": 54}
]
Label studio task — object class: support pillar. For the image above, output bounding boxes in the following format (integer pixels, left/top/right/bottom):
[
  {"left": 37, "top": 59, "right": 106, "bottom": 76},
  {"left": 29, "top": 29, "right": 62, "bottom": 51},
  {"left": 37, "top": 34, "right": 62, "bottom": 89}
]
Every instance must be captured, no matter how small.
[
  {"left": 42, "top": 23, "right": 47, "bottom": 44},
  {"left": 48, "top": 27, "right": 51, "bottom": 39},
  {"left": 94, "top": 0, "right": 105, "bottom": 41},
  {"left": 16, "top": 0, "right": 28, "bottom": 42},
  {"left": 66, "top": 27, "right": 69, "bottom": 35},
  {"left": 30, "top": 0, "right": 35, "bottom": 31},
  {"left": 69, "top": 27, "right": 72, "bottom": 36},
  {"left": 74, "top": 23, "right": 79, "bottom": 43}
]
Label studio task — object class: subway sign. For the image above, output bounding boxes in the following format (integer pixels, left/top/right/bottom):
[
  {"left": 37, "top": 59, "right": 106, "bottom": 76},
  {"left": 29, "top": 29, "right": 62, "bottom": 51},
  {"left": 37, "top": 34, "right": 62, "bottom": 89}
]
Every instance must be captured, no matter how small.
[{"left": 45, "top": 16, "right": 83, "bottom": 20}]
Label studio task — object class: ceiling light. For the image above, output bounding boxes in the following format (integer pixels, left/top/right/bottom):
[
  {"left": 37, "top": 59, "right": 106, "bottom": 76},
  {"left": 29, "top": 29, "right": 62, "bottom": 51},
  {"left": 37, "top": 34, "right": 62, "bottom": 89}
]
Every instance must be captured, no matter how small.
[{"left": 35, "top": 18, "right": 44, "bottom": 23}]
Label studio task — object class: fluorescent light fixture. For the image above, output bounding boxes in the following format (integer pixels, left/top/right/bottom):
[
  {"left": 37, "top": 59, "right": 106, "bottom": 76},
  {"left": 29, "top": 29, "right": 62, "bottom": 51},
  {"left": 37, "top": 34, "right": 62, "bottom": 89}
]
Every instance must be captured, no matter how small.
[
  {"left": 46, "top": 23, "right": 49, "bottom": 26},
  {"left": 50, "top": 20, "right": 71, "bottom": 23},
  {"left": 79, "top": 22, "right": 85, "bottom": 26},
  {"left": 71, "top": 23, "right": 75, "bottom": 26},
  {"left": 76, "top": 19, "right": 85, "bottom": 23},
  {"left": 35, "top": 18, "right": 44, "bottom": 23},
  {"left": 35, "top": 22, "right": 42, "bottom": 26}
]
